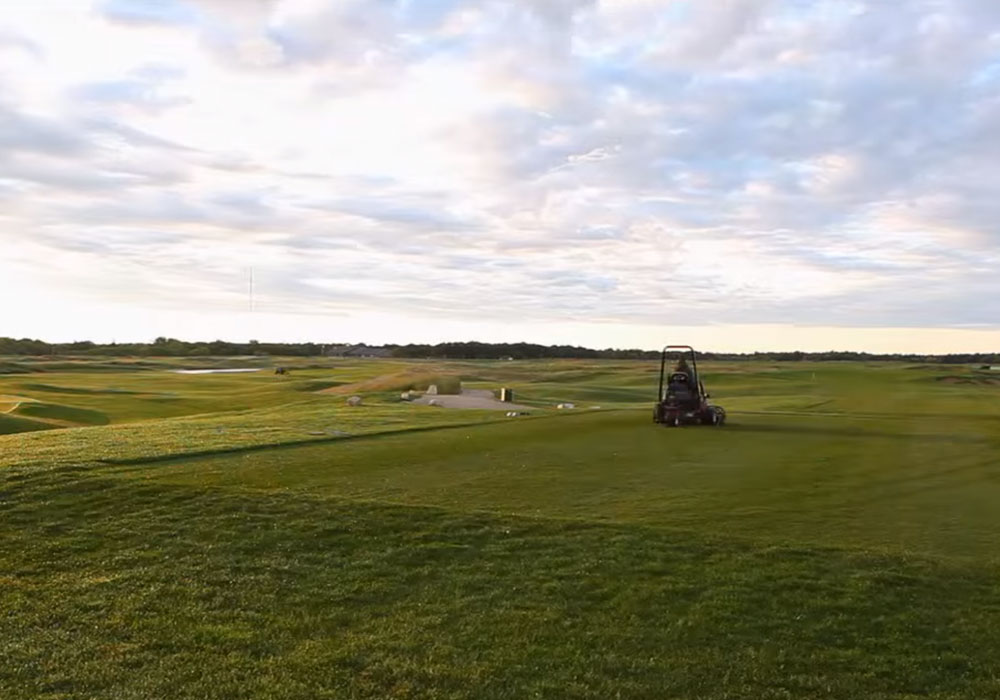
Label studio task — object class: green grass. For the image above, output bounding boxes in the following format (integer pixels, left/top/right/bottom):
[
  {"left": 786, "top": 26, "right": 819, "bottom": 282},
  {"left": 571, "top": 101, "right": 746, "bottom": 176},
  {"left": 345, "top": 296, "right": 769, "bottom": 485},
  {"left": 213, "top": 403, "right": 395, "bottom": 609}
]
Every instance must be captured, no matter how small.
[
  {"left": 0, "top": 399, "right": 504, "bottom": 473},
  {"left": 2, "top": 357, "right": 1000, "bottom": 698},
  {"left": 5, "top": 477, "right": 998, "bottom": 700},
  {"left": 137, "top": 410, "right": 1000, "bottom": 560},
  {"left": 13, "top": 401, "right": 110, "bottom": 426},
  {"left": 0, "top": 357, "right": 410, "bottom": 431},
  {"left": 18, "top": 382, "right": 150, "bottom": 395},
  {"left": 0, "top": 413, "right": 54, "bottom": 435}
]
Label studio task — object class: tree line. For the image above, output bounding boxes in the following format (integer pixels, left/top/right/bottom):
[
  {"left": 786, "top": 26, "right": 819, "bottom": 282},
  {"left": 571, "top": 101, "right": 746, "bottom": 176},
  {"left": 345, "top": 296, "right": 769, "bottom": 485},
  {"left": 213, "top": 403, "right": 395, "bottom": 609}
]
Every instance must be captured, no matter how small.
[
  {"left": 390, "top": 343, "right": 999, "bottom": 364},
  {"left": 0, "top": 337, "right": 323, "bottom": 357},
  {"left": 1, "top": 336, "right": 997, "bottom": 364}
]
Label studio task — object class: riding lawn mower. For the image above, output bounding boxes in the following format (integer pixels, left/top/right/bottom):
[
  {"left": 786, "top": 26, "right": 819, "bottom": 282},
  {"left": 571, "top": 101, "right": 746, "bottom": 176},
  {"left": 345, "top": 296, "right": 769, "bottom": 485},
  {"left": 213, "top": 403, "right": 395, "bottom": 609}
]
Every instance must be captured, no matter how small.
[{"left": 653, "top": 345, "right": 726, "bottom": 427}]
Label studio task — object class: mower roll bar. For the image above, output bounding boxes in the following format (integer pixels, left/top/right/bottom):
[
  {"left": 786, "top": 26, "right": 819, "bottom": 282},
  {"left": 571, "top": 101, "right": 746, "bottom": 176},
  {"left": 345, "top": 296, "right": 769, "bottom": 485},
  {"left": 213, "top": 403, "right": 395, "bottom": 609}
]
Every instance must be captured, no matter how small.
[{"left": 657, "top": 345, "right": 700, "bottom": 402}]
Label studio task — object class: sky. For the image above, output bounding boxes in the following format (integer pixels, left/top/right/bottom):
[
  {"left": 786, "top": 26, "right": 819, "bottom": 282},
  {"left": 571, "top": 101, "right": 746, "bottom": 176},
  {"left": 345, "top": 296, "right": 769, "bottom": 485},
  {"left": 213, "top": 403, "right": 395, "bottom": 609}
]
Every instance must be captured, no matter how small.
[{"left": 2, "top": 0, "right": 1000, "bottom": 352}]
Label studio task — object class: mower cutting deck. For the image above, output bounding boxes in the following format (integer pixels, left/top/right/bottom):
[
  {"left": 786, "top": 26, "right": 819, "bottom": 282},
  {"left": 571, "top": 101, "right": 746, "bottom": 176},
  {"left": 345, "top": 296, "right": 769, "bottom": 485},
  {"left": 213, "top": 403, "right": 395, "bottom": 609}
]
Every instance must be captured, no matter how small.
[{"left": 653, "top": 345, "right": 726, "bottom": 427}]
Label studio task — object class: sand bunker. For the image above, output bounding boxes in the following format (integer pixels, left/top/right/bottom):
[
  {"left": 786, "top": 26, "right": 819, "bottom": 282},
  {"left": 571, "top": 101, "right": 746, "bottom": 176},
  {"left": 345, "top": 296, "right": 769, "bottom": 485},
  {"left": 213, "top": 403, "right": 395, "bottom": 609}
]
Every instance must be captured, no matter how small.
[
  {"left": 412, "top": 389, "right": 535, "bottom": 411},
  {"left": 172, "top": 368, "right": 263, "bottom": 375}
]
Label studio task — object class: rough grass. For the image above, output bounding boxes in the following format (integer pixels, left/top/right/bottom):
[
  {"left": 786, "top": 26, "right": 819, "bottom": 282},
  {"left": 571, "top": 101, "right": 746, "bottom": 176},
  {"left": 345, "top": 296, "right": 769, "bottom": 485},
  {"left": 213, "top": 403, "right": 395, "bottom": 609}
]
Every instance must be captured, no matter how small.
[
  {"left": 322, "top": 370, "right": 464, "bottom": 396},
  {"left": 415, "top": 374, "right": 463, "bottom": 395},
  {"left": 2, "top": 358, "right": 1000, "bottom": 698}
]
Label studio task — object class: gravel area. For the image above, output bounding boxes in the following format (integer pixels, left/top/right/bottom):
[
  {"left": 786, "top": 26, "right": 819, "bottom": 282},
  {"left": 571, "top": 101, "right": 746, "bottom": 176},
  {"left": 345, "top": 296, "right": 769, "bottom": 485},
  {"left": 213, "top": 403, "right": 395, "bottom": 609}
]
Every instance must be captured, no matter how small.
[{"left": 411, "top": 389, "right": 535, "bottom": 411}]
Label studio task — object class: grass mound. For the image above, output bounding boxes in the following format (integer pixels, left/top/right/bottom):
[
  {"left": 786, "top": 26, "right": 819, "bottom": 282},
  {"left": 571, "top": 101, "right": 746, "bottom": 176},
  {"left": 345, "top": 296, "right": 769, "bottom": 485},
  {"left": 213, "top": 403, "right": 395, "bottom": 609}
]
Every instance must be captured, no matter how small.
[
  {"left": 13, "top": 361, "right": 154, "bottom": 372},
  {"left": 411, "top": 374, "right": 462, "bottom": 395},
  {"left": 292, "top": 379, "right": 347, "bottom": 392},
  {"left": 14, "top": 402, "right": 110, "bottom": 426},
  {"left": 18, "top": 382, "right": 146, "bottom": 395},
  {"left": 0, "top": 361, "right": 36, "bottom": 375},
  {"left": 322, "top": 371, "right": 463, "bottom": 396},
  {"left": 0, "top": 413, "right": 54, "bottom": 435},
  {"left": 934, "top": 374, "right": 1000, "bottom": 385}
]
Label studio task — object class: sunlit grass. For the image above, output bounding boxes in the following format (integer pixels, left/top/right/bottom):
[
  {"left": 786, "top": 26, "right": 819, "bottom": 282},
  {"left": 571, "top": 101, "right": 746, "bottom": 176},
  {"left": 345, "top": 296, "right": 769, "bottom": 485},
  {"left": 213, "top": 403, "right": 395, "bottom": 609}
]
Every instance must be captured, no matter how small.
[{"left": 2, "top": 358, "right": 1000, "bottom": 698}]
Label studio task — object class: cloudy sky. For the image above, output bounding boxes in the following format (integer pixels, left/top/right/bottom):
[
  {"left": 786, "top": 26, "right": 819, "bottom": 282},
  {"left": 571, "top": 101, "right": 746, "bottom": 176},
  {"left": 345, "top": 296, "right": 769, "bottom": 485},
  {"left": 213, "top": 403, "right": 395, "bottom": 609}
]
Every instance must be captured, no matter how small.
[{"left": 3, "top": 0, "right": 1000, "bottom": 351}]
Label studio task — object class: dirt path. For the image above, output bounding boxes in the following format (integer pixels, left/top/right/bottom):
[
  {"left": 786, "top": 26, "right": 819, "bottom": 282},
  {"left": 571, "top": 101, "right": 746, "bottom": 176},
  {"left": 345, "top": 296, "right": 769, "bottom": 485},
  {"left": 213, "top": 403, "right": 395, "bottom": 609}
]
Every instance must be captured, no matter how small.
[{"left": 412, "top": 389, "right": 536, "bottom": 411}]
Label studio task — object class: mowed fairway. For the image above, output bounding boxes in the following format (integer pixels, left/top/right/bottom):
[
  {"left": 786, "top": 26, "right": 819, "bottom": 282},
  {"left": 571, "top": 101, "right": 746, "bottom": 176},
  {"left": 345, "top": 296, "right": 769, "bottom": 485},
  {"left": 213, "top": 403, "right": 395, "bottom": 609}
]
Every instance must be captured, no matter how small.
[{"left": 2, "top": 359, "right": 1000, "bottom": 698}]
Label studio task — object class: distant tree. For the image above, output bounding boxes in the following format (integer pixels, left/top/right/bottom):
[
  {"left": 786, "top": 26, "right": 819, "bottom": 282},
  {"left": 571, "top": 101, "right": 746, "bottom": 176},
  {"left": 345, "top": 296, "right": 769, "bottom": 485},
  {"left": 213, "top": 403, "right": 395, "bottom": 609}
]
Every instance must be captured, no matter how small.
[{"left": 0, "top": 336, "right": 997, "bottom": 363}]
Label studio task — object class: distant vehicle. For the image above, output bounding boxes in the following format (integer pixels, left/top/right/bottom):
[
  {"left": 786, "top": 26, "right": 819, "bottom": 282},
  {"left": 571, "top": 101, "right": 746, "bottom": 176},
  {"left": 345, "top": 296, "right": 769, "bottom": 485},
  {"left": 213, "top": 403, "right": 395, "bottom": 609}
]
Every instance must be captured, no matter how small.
[{"left": 653, "top": 345, "right": 726, "bottom": 427}]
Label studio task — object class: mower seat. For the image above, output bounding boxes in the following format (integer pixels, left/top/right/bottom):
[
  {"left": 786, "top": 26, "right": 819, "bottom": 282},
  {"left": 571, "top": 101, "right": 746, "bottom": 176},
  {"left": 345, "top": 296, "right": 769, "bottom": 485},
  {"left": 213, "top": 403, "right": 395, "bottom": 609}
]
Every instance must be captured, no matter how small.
[{"left": 667, "top": 373, "right": 696, "bottom": 405}]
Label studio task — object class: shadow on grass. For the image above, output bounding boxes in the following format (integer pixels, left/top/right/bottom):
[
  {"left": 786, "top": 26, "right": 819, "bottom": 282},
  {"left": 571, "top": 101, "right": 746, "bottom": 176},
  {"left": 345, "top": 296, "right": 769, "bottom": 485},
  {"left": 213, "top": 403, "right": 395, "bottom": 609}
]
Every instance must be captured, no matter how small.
[
  {"left": 98, "top": 410, "right": 630, "bottom": 470},
  {"left": 17, "top": 383, "right": 146, "bottom": 396},
  {"left": 96, "top": 418, "right": 513, "bottom": 468}
]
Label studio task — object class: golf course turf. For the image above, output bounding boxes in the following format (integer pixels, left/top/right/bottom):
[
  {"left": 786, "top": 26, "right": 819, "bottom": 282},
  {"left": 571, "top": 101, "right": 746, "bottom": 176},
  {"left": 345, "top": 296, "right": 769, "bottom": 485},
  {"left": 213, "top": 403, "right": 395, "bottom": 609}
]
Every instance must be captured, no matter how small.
[{"left": 2, "top": 357, "right": 999, "bottom": 698}]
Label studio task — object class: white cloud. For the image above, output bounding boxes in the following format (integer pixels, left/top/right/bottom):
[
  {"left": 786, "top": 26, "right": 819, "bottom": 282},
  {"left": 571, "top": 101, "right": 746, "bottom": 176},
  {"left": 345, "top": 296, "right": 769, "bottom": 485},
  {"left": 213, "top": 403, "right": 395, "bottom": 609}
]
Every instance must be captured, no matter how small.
[{"left": 2, "top": 0, "right": 1000, "bottom": 349}]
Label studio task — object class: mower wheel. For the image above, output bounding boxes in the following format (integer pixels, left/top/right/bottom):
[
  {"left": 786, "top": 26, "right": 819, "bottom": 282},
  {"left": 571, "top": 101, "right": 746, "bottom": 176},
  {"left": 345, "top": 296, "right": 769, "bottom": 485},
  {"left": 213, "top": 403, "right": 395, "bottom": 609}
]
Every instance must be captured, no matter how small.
[{"left": 713, "top": 407, "right": 727, "bottom": 426}]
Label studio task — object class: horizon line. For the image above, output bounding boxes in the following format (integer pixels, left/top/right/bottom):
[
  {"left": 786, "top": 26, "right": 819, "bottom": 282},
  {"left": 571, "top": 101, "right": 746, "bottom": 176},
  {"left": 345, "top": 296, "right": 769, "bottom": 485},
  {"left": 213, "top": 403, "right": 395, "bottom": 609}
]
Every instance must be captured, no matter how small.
[{"left": 2, "top": 336, "right": 998, "bottom": 358}]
